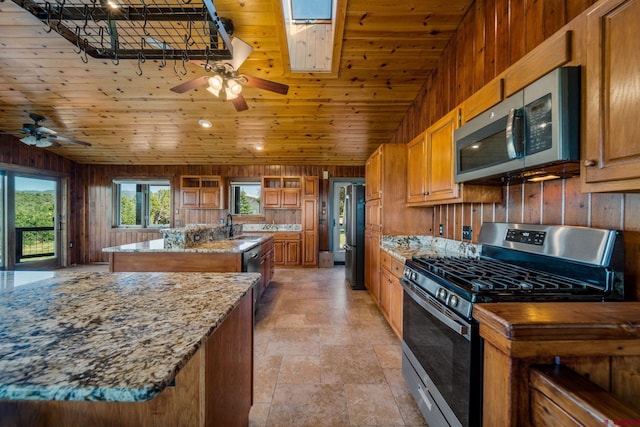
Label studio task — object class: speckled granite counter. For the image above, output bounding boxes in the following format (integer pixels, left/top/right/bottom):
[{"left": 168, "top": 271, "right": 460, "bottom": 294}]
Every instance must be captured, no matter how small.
[
  {"left": 381, "top": 235, "right": 480, "bottom": 261},
  {"left": 242, "top": 223, "right": 302, "bottom": 232},
  {"left": 0, "top": 271, "right": 258, "bottom": 402},
  {"left": 103, "top": 233, "right": 272, "bottom": 254}
]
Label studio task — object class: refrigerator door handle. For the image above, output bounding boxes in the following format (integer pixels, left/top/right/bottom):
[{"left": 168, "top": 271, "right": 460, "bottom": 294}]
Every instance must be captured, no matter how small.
[{"left": 344, "top": 244, "right": 352, "bottom": 251}]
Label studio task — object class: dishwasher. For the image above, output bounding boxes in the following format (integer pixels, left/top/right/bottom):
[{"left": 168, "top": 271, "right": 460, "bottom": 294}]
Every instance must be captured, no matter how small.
[{"left": 242, "top": 245, "right": 262, "bottom": 312}]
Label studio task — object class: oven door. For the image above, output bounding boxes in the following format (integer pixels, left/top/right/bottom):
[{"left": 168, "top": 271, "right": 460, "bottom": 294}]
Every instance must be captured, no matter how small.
[{"left": 401, "top": 279, "right": 482, "bottom": 427}]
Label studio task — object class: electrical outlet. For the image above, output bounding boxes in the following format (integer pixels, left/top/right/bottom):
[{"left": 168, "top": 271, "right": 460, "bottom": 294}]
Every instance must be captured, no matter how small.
[
  {"left": 439, "top": 224, "right": 444, "bottom": 236},
  {"left": 462, "top": 225, "right": 472, "bottom": 240}
]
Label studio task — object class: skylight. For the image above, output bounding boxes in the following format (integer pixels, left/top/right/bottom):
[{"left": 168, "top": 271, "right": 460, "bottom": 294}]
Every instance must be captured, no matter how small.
[
  {"left": 281, "top": 0, "right": 341, "bottom": 73},
  {"left": 291, "top": 0, "right": 332, "bottom": 22}
]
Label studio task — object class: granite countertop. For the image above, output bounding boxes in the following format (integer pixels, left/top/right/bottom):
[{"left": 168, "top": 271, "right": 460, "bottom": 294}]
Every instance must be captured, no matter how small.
[
  {"left": 103, "top": 233, "right": 272, "bottom": 253},
  {"left": 380, "top": 235, "right": 480, "bottom": 261},
  {"left": 0, "top": 271, "right": 259, "bottom": 402}
]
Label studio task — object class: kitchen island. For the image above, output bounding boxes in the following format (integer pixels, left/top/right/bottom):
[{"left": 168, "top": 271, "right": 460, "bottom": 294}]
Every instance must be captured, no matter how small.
[
  {"left": 0, "top": 270, "right": 258, "bottom": 427},
  {"left": 103, "top": 234, "right": 272, "bottom": 273}
]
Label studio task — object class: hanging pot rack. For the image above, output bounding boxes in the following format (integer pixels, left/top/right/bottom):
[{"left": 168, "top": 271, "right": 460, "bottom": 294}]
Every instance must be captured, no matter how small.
[{"left": 9, "top": 0, "right": 235, "bottom": 69}]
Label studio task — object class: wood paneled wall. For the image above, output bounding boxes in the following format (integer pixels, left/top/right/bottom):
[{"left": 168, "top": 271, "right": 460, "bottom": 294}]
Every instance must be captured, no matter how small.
[
  {"left": 79, "top": 164, "right": 364, "bottom": 263},
  {"left": 387, "top": 0, "right": 639, "bottom": 299},
  {"left": 390, "top": 0, "right": 599, "bottom": 142}
]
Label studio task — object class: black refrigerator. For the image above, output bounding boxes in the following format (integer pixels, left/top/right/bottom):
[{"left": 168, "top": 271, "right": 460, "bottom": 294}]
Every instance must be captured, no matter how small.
[{"left": 344, "top": 184, "right": 365, "bottom": 290}]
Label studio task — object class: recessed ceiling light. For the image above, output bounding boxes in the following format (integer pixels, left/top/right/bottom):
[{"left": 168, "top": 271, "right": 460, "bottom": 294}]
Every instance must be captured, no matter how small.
[
  {"left": 198, "top": 119, "right": 212, "bottom": 128},
  {"left": 255, "top": 144, "right": 264, "bottom": 151}
]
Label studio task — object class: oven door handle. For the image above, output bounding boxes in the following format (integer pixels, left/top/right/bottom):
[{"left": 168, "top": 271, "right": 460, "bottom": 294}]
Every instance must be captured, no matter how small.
[{"left": 401, "top": 279, "right": 470, "bottom": 339}]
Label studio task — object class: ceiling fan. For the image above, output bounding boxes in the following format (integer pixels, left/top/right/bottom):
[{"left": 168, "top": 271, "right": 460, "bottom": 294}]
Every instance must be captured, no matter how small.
[
  {"left": 169, "top": 37, "right": 289, "bottom": 112},
  {"left": 1, "top": 113, "right": 92, "bottom": 148}
]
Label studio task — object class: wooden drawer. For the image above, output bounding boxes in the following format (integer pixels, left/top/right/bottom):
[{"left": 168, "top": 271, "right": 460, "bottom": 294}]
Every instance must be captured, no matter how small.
[
  {"left": 275, "top": 232, "right": 301, "bottom": 241},
  {"left": 381, "top": 250, "right": 392, "bottom": 271},
  {"left": 390, "top": 257, "right": 405, "bottom": 279}
]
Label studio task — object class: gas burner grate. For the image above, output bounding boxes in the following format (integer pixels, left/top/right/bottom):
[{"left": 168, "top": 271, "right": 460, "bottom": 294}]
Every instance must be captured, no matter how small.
[{"left": 413, "top": 256, "right": 603, "bottom": 295}]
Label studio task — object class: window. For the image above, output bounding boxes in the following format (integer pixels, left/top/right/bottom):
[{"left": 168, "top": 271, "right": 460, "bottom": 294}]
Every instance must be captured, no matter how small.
[
  {"left": 113, "top": 180, "right": 171, "bottom": 228},
  {"left": 229, "top": 181, "right": 262, "bottom": 215},
  {"left": 290, "top": 0, "right": 332, "bottom": 22}
]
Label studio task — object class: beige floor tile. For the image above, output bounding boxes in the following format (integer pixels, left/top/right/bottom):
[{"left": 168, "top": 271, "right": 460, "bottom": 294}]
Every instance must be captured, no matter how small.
[
  {"left": 320, "top": 345, "right": 387, "bottom": 385},
  {"left": 265, "top": 327, "right": 321, "bottom": 356},
  {"left": 267, "top": 383, "right": 350, "bottom": 427},
  {"left": 278, "top": 355, "right": 322, "bottom": 384},
  {"left": 345, "top": 383, "right": 405, "bottom": 426},
  {"left": 249, "top": 402, "right": 270, "bottom": 427},
  {"left": 254, "top": 354, "right": 283, "bottom": 403},
  {"left": 373, "top": 344, "right": 402, "bottom": 369},
  {"left": 383, "top": 368, "right": 428, "bottom": 426}
]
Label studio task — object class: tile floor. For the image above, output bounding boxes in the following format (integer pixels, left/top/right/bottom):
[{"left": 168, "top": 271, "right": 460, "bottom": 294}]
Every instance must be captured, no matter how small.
[{"left": 250, "top": 266, "right": 427, "bottom": 427}]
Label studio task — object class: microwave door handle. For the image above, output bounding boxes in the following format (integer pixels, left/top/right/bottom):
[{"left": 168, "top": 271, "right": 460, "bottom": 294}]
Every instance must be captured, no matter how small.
[{"left": 505, "top": 108, "right": 524, "bottom": 159}]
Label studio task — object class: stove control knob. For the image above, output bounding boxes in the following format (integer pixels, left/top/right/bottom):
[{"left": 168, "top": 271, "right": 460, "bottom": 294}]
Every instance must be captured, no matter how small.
[
  {"left": 449, "top": 295, "right": 459, "bottom": 307},
  {"left": 437, "top": 288, "right": 447, "bottom": 301},
  {"left": 411, "top": 272, "right": 418, "bottom": 281}
]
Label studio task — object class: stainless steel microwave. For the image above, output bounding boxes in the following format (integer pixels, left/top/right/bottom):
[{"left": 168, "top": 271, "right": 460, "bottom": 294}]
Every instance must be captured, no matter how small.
[{"left": 454, "top": 66, "right": 580, "bottom": 184}]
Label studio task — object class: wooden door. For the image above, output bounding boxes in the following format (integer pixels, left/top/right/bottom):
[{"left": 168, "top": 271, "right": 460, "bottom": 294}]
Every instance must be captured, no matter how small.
[
  {"left": 365, "top": 147, "right": 382, "bottom": 200},
  {"left": 181, "top": 189, "right": 199, "bottom": 207},
  {"left": 200, "top": 188, "right": 221, "bottom": 208},
  {"left": 583, "top": 0, "right": 640, "bottom": 192},
  {"left": 263, "top": 189, "right": 281, "bottom": 208},
  {"left": 426, "top": 108, "right": 460, "bottom": 202},
  {"left": 406, "top": 132, "right": 428, "bottom": 205},
  {"left": 281, "top": 189, "right": 301, "bottom": 208},
  {"left": 286, "top": 241, "right": 301, "bottom": 265},
  {"left": 380, "top": 266, "right": 392, "bottom": 319},
  {"left": 389, "top": 275, "right": 403, "bottom": 338},
  {"left": 274, "top": 241, "right": 285, "bottom": 264}
]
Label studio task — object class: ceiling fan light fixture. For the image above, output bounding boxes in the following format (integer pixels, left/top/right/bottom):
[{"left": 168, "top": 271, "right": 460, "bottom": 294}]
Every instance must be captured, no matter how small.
[
  {"left": 35, "top": 139, "right": 53, "bottom": 148},
  {"left": 227, "top": 79, "right": 243, "bottom": 96},
  {"left": 20, "top": 135, "right": 38, "bottom": 145},
  {"left": 207, "top": 75, "right": 224, "bottom": 97}
]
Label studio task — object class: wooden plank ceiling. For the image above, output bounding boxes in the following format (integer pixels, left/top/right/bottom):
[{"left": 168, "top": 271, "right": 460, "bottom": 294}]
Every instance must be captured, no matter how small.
[{"left": 0, "top": 0, "right": 472, "bottom": 165}]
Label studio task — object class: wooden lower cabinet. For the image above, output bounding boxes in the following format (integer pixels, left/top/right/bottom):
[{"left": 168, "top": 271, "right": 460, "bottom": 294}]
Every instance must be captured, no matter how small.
[
  {"left": 473, "top": 302, "right": 640, "bottom": 427},
  {"left": 380, "top": 250, "right": 403, "bottom": 338},
  {"left": 274, "top": 232, "right": 301, "bottom": 266},
  {"left": 364, "top": 230, "right": 380, "bottom": 303},
  {"left": 260, "top": 237, "right": 274, "bottom": 294},
  {"left": 0, "top": 291, "right": 254, "bottom": 427},
  {"left": 109, "top": 251, "right": 241, "bottom": 272}
]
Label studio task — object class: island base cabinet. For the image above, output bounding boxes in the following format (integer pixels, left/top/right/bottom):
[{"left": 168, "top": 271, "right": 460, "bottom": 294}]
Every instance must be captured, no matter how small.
[{"left": 0, "top": 291, "right": 254, "bottom": 427}]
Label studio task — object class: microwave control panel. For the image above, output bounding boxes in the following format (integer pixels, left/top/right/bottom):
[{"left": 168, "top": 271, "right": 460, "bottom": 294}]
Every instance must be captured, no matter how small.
[{"left": 524, "top": 93, "right": 553, "bottom": 155}]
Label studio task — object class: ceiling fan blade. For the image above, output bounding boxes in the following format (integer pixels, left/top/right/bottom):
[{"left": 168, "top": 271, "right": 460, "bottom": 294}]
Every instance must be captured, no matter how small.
[
  {"left": 224, "top": 37, "right": 254, "bottom": 70},
  {"left": 35, "top": 126, "right": 57, "bottom": 135},
  {"left": 231, "top": 95, "right": 249, "bottom": 112},
  {"left": 50, "top": 135, "right": 92, "bottom": 147},
  {"left": 241, "top": 74, "right": 289, "bottom": 95},
  {"left": 170, "top": 75, "right": 210, "bottom": 94}
]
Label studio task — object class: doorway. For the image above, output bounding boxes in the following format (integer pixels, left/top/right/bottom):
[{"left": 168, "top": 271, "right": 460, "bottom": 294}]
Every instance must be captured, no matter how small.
[
  {"left": 1, "top": 172, "right": 62, "bottom": 270},
  {"left": 330, "top": 178, "right": 364, "bottom": 264}
]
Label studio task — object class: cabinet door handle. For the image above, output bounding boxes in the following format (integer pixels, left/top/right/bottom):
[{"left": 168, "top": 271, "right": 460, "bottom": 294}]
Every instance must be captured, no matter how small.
[{"left": 583, "top": 159, "right": 596, "bottom": 167}]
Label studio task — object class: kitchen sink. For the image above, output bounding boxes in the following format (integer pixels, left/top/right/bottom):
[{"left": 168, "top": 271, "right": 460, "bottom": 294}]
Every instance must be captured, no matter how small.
[{"left": 228, "top": 235, "right": 258, "bottom": 240}]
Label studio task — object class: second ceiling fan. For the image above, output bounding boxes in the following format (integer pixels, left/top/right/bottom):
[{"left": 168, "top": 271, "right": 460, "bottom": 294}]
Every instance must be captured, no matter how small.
[{"left": 170, "top": 37, "right": 289, "bottom": 112}]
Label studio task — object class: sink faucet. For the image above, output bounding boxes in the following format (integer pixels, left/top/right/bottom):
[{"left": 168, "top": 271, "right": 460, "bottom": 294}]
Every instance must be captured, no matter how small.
[{"left": 226, "top": 213, "right": 233, "bottom": 238}]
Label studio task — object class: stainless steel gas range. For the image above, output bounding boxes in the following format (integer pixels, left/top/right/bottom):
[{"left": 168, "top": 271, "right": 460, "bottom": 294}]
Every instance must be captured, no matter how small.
[{"left": 400, "top": 222, "right": 624, "bottom": 427}]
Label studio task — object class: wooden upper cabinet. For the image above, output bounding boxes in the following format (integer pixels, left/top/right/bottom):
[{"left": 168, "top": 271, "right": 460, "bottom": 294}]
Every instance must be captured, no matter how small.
[
  {"left": 302, "top": 176, "right": 318, "bottom": 197},
  {"left": 406, "top": 131, "right": 428, "bottom": 204},
  {"left": 427, "top": 109, "right": 460, "bottom": 203},
  {"left": 582, "top": 0, "right": 640, "bottom": 192},
  {"left": 180, "top": 176, "right": 225, "bottom": 209},
  {"left": 262, "top": 176, "right": 301, "bottom": 208},
  {"left": 460, "top": 78, "right": 504, "bottom": 125},
  {"left": 365, "top": 147, "right": 382, "bottom": 200},
  {"left": 406, "top": 110, "right": 502, "bottom": 206}
]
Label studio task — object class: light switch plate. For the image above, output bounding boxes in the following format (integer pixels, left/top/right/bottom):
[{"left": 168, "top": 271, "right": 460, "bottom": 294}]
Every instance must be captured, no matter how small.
[{"left": 439, "top": 224, "right": 444, "bottom": 236}]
